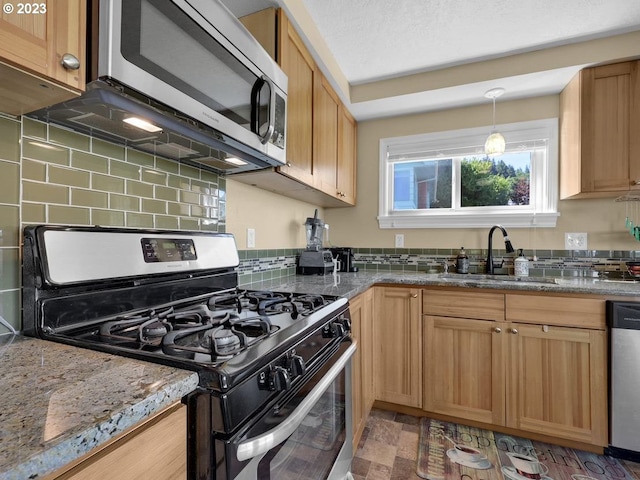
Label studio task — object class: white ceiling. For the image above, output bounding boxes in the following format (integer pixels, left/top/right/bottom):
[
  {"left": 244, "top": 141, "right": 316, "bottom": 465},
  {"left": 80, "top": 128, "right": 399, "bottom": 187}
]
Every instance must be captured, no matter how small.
[{"left": 221, "top": 0, "right": 640, "bottom": 120}]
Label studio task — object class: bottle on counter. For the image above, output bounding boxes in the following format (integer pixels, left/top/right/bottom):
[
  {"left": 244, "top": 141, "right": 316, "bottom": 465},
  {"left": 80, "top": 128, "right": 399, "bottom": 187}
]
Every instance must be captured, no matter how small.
[
  {"left": 456, "top": 247, "right": 469, "bottom": 274},
  {"left": 514, "top": 249, "right": 530, "bottom": 277}
]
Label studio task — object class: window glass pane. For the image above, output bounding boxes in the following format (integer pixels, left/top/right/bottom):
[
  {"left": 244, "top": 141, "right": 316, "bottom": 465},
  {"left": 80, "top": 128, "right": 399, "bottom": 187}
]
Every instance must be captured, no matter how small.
[
  {"left": 460, "top": 152, "right": 531, "bottom": 207},
  {"left": 393, "top": 160, "right": 452, "bottom": 210}
]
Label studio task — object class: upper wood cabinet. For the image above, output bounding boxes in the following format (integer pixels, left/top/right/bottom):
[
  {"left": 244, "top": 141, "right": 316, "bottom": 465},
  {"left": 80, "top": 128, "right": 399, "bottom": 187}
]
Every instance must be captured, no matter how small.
[
  {"left": 0, "top": 1, "right": 86, "bottom": 115},
  {"left": 560, "top": 60, "right": 640, "bottom": 199},
  {"left": 237, "top": 8, "right": 357, "bottom": 207}
]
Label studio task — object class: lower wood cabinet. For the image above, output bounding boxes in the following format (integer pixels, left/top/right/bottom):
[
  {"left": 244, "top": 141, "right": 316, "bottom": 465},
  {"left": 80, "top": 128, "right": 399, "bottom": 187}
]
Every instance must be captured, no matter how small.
[
  {"left": 506, "top": 321, "right": 608, "bottom": 446},
  {"left": 423, "top": 315, "right": 506, "bottom": 425},
  {"left": 48, "top": 403, "right": 186, "bottom": 480},
  {"left": 373, "top": 286, "right": 422, "bottom": 408},
  {"left": 422, "top": 289, "right": 608, "bottom": 447},
  {"left": 350, "top": 288, "right": 374, "bottom": 450}
]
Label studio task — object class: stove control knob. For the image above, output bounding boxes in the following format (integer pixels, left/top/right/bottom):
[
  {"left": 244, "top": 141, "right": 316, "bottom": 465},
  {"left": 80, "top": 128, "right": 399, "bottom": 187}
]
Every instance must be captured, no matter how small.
[
  {"left": 323, "top": 321, "right": 345, "bottom": 338},
  {"left": 287, "top": 354, "right": 306, "bottom": 377},
  {"left": 269, "top": 366, "right": 291, "bottom": 391},
  {"left": 339, "top": 317, "right": 351, "bottom": 333}
]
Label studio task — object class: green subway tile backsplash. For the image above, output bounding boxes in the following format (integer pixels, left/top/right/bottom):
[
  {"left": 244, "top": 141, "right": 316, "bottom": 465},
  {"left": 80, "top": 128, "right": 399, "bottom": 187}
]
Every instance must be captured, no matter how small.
[
  {"left": 23, "top": 140, "right": 69, "bottom": 165},
  {"left": 0, "top": 117, "right": 20, "bottom": 162},
  {"left": 126, "top": 180, "right": 154, "bottom": 198},
  {"left": 72, "top": 150, "right": 110, "bottom": 173},
  {"left": 92, "top": 173, "right": 125, "bottom": 193},
  {"left": 110, "top": 159, "right": 141, "bottom": 179},
  {"left": 110, "top": 193, "right": 140, "bottom": 211},
  {"left": 0, "top": 161, "right": 19, "bottom": 203},
  {"left": 0, "top": 205, "right": 19, "bottom": 247},
  {"left": 48, "top": 205, "right": 91, "bottom": 225},
  {"left": 22, "top": 159, "right": 46, "bottom": 181},
  {"left": 92, "top": 138, "right": 125, "bottom": 160},
  {"left": 48, "top": 165, "right": 90, "bottom": 188},
  {"left": 92, "top": 209, "right": 125, "bottom": 226},
  {"left": 49, "top": 125, "right": 90, "bottom": 151},
  {"left": 0, "top": 116, "right": 226, "bottom": 333},
  {"left": 23, "top": 181, "right": 69, "bottom": 204},
  {"left": 71, "top": 189, "right": 109, "bottom": 208}
]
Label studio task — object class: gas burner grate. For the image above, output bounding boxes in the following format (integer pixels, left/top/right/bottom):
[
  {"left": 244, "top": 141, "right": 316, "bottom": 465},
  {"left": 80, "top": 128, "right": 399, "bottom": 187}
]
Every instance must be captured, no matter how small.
[{"left": 161, "top": 315, "right": 277, "bottom": 361}]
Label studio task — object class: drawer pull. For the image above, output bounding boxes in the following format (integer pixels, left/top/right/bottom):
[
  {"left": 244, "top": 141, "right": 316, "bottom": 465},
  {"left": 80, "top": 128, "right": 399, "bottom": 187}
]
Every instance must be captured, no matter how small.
[
  {"left": 494, "top": 327, "right": 502, "bottom": 333},
  {"left": 411, "top": 293, "right": 418, "bottom": 298},
  {"left": 510, "top": 328, "right": 519, "bottom": 334}
]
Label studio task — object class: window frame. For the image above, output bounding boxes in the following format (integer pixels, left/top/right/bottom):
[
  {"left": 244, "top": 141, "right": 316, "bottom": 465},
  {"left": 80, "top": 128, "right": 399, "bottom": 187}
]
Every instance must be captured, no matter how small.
[{"left": 378, "top": 118, "right": 560, "bottom": 229}]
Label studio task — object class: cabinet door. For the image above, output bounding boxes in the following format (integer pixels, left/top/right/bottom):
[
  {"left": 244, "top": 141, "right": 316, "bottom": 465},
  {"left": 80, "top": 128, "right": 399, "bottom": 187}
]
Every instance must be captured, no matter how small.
[
  {"left": 423, "top": 316, "right": 506, "bottom": 425},
  {"left": 506, "top": 323, "right": 608, "bottom": 446},
  {"left": 582, "top": 61, "right": 639, "bottom": 193},
  {"left": 0, "top": 1, "right": 85, "bottom": 89},
  {"left": 374, "top": 287, "right": 422, "bottom": 408},
  {"left": 350, "top": 288, "right": 374, "bottom": 450},
  {"left": 337, "top": 104, "right": 357, "bottom": 204},
  {"left": 313, "top": 72, "right": 339, "bottom": 194},
  {"left": 53, "top": 404, "right": 186, "bottom": 480},
  {"left": 277, "top": 10, "right": 315, "bottom": 186}
]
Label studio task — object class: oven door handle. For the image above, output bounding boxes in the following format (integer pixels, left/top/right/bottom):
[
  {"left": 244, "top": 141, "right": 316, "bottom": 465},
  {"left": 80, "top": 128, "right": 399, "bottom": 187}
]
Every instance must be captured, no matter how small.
[{"left": 236, "top": 342, "right": 355, "bottom": 462}]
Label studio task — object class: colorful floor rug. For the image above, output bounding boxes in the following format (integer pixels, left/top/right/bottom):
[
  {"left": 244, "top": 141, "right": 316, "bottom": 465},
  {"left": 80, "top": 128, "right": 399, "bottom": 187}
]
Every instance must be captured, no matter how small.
[{"left": 417, "top": 418, "right": 640, "bottom": 480}]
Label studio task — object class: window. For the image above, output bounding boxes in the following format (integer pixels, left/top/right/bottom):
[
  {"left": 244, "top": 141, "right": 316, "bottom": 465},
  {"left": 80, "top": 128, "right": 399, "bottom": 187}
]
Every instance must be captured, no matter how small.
[{"left": 378, "top": 119, "right": 559, "bottom": 228}]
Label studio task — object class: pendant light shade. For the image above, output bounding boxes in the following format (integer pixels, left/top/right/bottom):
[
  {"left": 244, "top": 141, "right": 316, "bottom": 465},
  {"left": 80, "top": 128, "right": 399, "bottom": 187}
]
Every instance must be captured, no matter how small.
[
  {"left": 484, "top": 131, "right": 506, "bottom": 156},
  {"left": 484, "top": 88, "right": 505, "bottom": 156}
]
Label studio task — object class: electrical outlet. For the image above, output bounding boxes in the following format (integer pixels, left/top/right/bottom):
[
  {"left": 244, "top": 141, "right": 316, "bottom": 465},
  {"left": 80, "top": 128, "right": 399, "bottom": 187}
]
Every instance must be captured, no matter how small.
[
  {"left": 395, "top": 234, "right": 404, "bottom": 248},
  {"left": 247, "top": 228, "right": 256, "bottom": 248},
  {"left": 565, "top": 232, "right": 587, "bottom": 250}
]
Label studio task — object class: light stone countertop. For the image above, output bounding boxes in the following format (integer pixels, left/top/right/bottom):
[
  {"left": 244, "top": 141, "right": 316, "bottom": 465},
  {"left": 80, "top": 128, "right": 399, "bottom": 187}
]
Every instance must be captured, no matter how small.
[
  {"left": 2, "top": 271, "right": 638, "bottom": 479},
  {"left": 0, "top": 336, "right": 199, "bottom": 480},
  {"left": 243, "top": 271, "right": 640, "bottom": 299}
]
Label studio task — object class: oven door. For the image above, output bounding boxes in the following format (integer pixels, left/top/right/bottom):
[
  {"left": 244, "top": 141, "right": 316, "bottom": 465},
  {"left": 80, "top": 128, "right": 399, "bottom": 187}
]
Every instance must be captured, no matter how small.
[{"left": 229, "top": 341, "right": 355, "bottom": 480}]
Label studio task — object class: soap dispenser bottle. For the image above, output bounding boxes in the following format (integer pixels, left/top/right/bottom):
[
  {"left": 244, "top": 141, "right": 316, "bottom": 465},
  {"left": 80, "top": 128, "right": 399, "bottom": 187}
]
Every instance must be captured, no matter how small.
[
  {"left": 456, "top": 247, "right": 469, "bottom": 274},
  {"left": 514, "top": 249, "right": 529, "bottom": 277}
]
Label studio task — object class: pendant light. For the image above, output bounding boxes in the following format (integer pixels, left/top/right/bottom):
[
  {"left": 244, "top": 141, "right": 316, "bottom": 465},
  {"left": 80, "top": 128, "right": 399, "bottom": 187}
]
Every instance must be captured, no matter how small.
[{"left": 484, "top": 87, "right": 506, "bottom": 156}]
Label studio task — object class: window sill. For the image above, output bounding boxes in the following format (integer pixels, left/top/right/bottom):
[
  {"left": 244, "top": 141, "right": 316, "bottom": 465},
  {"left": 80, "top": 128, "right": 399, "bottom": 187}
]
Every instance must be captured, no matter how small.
[{"left": 377, "top": 212, "right": 560, "bottom": 229}]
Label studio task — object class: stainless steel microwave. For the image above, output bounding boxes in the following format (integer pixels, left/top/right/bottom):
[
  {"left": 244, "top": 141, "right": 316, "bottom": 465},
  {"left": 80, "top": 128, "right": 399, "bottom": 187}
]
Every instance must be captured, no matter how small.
[{"left": 30, "top": 0, "right": 288, "bottom": 175}]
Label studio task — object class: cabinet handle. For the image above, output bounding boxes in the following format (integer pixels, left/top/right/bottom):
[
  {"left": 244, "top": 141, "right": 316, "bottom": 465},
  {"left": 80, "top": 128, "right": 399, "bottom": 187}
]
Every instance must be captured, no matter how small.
[
  {"left": 633, "top": 180, "right": 640, "bottom": 186},
  {"left": 286, "top": 162, "right": 292, "bottom": 167},
  {"left": 510, "top": 328, "right": 519, "bottom": 334},
  {"left": 494, "top": 327, "right": 502, "bottom": 333},
  {"left": 411, "top": 293, "right": 418, "bottom": 298},
  {"left": 61, "top": 53, "right": 81, "bottom": 71}
]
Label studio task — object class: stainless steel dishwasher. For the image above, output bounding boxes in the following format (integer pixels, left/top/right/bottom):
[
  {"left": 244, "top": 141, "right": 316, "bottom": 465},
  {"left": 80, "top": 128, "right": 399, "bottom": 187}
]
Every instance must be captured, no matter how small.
[{"left": 606, "top": 300, "right": 640, "bottom": 461}]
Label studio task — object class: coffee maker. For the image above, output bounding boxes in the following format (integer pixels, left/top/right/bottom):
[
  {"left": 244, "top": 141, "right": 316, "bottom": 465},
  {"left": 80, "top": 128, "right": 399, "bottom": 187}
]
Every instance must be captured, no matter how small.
[
  {"left": 297, "top": 210, "right": 334, "bottom": 275},
  {"left": 330, "top": 247, "right": 359, "bottom": 272}
]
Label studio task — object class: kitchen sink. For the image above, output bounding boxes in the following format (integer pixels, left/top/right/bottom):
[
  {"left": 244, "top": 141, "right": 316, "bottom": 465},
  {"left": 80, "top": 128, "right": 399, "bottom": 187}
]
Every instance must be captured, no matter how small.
[{"left": 436, "top": 273, "right": 559, "bottom": 286}]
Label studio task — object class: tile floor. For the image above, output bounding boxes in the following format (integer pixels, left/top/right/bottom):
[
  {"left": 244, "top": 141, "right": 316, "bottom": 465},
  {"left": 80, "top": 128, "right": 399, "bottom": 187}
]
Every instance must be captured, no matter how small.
[
  {"left": 351, "top": 409, "right": 640, "bottom": 480},
  {"left": 352, "top": 408, "right": 423, "bottom": 480}
]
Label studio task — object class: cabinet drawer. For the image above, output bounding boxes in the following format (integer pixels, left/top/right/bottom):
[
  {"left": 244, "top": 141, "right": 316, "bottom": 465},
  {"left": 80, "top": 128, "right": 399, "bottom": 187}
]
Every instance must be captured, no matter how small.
[
  {"left": 423, "top": 289, "right": 504, "bottom": 321},
  {"left": 506, "top": 294, "right": 606, "bottom": 329}
]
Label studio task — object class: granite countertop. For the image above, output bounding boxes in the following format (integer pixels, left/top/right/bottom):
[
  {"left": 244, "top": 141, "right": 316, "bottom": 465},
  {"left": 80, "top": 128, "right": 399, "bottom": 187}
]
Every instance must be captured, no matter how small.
[
  {"left": 2, "top": 271, "right": 637, "bottom": 479},
  {"left": 243, "top": 271, "right": 640, "bottom": 299},
  {"left": 0, "top": 336, "right": 199, "bottom": 480}
]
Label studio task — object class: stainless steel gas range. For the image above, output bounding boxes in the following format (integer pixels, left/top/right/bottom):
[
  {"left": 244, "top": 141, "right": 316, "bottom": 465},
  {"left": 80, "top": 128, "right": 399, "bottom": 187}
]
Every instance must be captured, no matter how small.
[{"left": 22, "top": 225, "right": 355, "bottom": 480}]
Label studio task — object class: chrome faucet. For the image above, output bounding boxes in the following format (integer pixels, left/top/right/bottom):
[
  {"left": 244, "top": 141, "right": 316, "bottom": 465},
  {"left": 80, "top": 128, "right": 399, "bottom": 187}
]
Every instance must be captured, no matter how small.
[{"left": 486, "top": 225, "right": 515, "bottom": 274}]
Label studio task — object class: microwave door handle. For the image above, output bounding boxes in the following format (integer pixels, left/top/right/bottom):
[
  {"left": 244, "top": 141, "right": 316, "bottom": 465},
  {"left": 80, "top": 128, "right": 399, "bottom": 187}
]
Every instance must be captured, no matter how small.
[
  {"left": 252, "top": 75, "right": 275, "bottom": 145},
  {"left": 236, "top": 342, "right": 355, "bottom": 462}
]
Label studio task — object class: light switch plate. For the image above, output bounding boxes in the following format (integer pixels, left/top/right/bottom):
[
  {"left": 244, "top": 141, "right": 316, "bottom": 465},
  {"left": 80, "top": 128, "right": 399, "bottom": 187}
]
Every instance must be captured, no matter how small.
[{"left": 565, "top": 232, "right": 587, "bottom": 250}]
